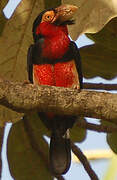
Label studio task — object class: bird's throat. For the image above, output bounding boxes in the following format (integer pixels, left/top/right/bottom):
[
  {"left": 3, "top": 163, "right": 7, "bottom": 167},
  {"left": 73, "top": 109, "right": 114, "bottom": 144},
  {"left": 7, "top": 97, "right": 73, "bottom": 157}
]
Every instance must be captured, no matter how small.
[
  {"left": 38, "top": 23, "right": 70, "bottom": 60},
  {"left": 42, "top": 34, "right": 70, "bottom": 59}
]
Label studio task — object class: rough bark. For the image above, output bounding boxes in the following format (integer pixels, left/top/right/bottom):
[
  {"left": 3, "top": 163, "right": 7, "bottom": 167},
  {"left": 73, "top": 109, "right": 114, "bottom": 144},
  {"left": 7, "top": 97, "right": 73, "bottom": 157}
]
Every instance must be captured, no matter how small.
[{"left": 0, "top": 80, "right": 117, "bottom": 124}]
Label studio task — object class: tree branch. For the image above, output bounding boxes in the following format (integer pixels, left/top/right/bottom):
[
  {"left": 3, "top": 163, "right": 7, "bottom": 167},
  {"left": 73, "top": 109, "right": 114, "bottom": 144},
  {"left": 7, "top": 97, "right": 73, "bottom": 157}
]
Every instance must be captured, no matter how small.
[
  {"left": 84, "top": 83, "right": 117, "bottom": 91},
  {"left": 0, "top": 80, "right": 117, "bottom": 124},
  {"left": 77, "top": 121, "right": 117, "bottom": 133},
  {"left": 71, "top": 142, "right": 99, "bottom": 180}
]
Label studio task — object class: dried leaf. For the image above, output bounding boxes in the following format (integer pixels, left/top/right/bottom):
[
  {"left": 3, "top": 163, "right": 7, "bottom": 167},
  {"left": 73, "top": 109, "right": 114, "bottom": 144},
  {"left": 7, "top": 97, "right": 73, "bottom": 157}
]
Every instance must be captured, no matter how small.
[
  {"left": 0, "top": 0, "right": 8, "bottom": 9},
  {"left": 0, "top": 106, "right": 23, "bottom": 127},
  {"left": 0, "top": 0, "right": 8, "bottom": 35},
  {"left": 44, "top": 0, "right": 61, "bottom": 9}
]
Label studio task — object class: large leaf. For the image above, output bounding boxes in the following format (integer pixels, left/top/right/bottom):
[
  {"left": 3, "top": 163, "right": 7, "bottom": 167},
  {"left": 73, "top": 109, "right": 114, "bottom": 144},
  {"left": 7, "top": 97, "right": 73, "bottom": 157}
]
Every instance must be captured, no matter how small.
[
  {"left": 86, "top": 17, "right": 117, "bottom": 51},
  {"left": 0, "top": 14, "right": 7, "bottom": 36},
  {"left": 80, "top": 17, "right": 117, "bottom": 79},
  {"left": 62, "top": 0, "right": 117, "bottom": 40},
  {"left": 107, "top": 132, "right": 117, "bottom": 154},
  {"left": 0, "top": 0, "right": 45, "bottom": 124},
  {"left": 80, "top": 43, "right": 117, "bottom": 79},
  {"left": 7, "top": 113, "right": 86, "bottom": 179},
  {"left": 0, "top": 0, "right": 8, "bottom": 36},
  {"left": 0, "top": 0, "right": 44, "bottom": 81},
  {"left": 7, "top": 114, "right": 52, "bottom": 180},
  {"left": 0, "top": 106, "right": 23, "bottom": 127},
  {"left": 0, "top": 0, "right": 8, "bottom": 9},
  {"left": 44, "top": 0, "right": 61, "bottom": 9},
  {"left": 0, "top": 3, "right": 10, "bottom": 176},
  {"left": 101, "top": 120, "right": 117, "bottom": 154}
]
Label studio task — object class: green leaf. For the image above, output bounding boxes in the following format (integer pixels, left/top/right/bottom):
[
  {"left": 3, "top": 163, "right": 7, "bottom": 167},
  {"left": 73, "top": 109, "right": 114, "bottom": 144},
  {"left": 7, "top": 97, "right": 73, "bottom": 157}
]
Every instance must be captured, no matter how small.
[
  {"left": 80, "top": 44, "right": 117, "bottom": 79},
  {"left": 107, "top": 132, "right": 117, "bottom": 154},
  {"left": 101, "top": 121, "right": 117, "bottom": 154},
  {"left": 7, "top": 112, "right": 86, "bottom": 179},
  {"left": 71, "top": 117, "right": 87, "bottom": 142},
  {"left": 100, "top": 121, "right": 117, "bottom": 154},
  {"left": 86, "top": 17, "right": 117, "bottom": 51},
  {"left": 84, "top": 18, "right": 117, "bottom": 80},
  {"left": 7, "top": 114, "right": 52, "bottom": 180}
]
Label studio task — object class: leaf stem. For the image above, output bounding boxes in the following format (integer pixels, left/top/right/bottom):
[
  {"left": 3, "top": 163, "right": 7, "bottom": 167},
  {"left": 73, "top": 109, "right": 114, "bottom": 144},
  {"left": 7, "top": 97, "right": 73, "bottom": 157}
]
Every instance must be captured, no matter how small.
[
  {"left": 84, "top": 83, "right": 117, "bottom": 91},
  {"left": 77, "top": 121, "right": 117, "bottom": 133}
]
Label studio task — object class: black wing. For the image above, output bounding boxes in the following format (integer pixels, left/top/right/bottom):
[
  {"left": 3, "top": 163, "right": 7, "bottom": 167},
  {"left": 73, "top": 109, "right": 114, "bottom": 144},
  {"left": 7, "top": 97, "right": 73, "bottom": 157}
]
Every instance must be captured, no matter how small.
[
  {"left": 27, "top": 45, "right": 34, "bottom": 83},
  {"left": 27, "top": 37, "right": 44, "bottom": 83},
  {"left": 70, "top": 41, "right": 83, "bottom": 89}
]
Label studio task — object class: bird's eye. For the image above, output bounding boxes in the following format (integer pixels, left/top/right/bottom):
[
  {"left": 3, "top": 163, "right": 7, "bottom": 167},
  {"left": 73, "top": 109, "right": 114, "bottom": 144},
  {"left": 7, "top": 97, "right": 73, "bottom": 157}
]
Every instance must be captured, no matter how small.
[
  {"left": 46, "top": 15, "right": 51, "bottom": 19},
  {"left": 42, "top": 11, "right": 55, "bottom": 22}
]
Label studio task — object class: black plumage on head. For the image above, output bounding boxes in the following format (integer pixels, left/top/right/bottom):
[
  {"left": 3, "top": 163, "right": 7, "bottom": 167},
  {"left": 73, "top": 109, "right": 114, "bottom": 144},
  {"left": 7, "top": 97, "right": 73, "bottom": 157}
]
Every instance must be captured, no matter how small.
[{"left": 32, "top": 8, "right": 54, "bottom": 42}]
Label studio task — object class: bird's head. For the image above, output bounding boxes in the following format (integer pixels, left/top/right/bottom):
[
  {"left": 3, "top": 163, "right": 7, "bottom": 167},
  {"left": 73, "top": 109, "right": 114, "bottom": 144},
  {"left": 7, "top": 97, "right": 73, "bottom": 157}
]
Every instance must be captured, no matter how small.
[{"left": 32, "top": 4, "right": 78, "bottom": 42}]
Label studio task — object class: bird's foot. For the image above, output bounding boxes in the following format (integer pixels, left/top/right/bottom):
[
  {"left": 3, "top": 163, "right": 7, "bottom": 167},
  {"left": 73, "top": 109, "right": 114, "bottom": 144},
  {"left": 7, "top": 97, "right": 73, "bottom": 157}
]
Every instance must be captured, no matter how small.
[
  {"left": 72, "top": 84, "right": 81, "bottom": 92},
  {"left": 23, "top": 80, "right": 31, "bottom": 85},
  {"left": 22, "top": 80, "right": 34, "bottom": 87}
]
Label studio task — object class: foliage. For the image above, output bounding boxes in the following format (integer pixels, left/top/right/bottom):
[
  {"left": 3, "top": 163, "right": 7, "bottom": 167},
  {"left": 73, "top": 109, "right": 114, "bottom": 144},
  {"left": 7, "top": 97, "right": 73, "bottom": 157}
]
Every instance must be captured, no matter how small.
[
  {"left": 0, "top": 0, "right": 117, "bottom": 179},
  {"left": 7, "top": 114, "right": 52, "bottom": 180},
  {"left": 84, "top": 18, "right": 117, "bottom": 79},
  {"left": 63, "top": 0, "right": 117, "bottom": 39},
  {"left": 0, "top": 0, "right": 8, "bottom": 35}
]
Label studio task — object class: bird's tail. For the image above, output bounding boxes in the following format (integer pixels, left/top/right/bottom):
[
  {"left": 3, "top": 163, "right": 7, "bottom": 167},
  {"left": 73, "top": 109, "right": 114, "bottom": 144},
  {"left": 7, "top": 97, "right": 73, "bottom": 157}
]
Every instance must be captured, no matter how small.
[{"left": 49, "top": 129, "right": 71, "bottom": 175}]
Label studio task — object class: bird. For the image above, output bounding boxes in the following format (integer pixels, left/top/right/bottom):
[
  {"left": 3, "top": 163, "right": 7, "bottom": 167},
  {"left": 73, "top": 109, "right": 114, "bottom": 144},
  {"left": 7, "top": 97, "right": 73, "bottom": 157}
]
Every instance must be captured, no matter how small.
[{"left": 27, "top": 4, "right": 83, "bottom": 176}]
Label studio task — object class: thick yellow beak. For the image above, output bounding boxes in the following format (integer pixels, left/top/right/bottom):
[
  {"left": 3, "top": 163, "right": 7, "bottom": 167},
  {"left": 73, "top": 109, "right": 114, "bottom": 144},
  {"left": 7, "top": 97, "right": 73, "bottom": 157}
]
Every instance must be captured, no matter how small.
[{"left": 52, "top": 4, "right": 78, "bottom": 23}]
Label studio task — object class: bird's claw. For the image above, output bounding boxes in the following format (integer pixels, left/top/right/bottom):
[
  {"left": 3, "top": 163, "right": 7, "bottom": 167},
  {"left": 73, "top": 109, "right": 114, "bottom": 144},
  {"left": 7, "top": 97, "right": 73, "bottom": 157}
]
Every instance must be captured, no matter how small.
[
  {"left": 23, "top": 80, "right": 30, "bottom": 85},
  {"left": 72, "top": 84, "right": 81, "bottom": 92}
]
